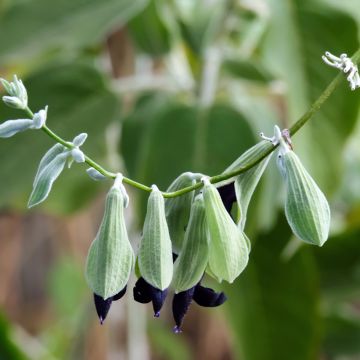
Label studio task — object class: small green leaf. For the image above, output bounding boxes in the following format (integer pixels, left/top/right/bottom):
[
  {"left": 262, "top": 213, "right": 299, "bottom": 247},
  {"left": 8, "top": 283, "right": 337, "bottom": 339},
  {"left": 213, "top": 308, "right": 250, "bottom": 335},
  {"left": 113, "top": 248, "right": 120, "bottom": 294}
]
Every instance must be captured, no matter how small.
[
  {"left": 0, "top": 0, "right": 148, "bottom": 64},
  {"left": 278, "top": 150, "right": 330, "bottom": 246},
  {"left": 235, "top": 154, "right": 272, "bottom": 231},
  {"left": 172, "top": 194, "right": 209, "bottom": 293},
  {"left": 165, "top": 172, "right": 200, "bottom": 254},
  {"left": 128, "top": 0, "right": 173, "bottom": 56},
  {"left": 85, "top": 185, "right": 134, "bottom": 299},
  {"left": 138, "top": 186, "right": 173, "bottom": 290},
  {"left": 203, "top": 179, "right": 249, "bottom": 283},
  {"left": 28, "top": 150, "right": 69, "bottom": 208}
]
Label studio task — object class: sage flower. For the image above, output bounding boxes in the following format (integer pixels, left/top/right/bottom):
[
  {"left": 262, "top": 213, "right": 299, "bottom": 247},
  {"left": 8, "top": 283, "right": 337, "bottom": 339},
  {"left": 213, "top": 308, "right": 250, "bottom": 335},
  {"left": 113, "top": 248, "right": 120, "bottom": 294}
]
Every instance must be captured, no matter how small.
[
  {"left": 133, "top": 277, "right": 168, "bottom": 317},
  {"left": 94, "top": 286, "right": 127, "bottom": 324},
  {"left": 172, "top": 282, "right": 227, "bottom": 333}
]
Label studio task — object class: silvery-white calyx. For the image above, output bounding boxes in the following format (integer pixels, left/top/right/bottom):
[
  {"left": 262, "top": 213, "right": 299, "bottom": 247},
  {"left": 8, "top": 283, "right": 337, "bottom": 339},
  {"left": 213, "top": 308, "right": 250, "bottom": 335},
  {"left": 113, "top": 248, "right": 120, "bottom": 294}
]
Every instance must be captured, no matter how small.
[
  {"left": 0, "top": 106, "right": 48, "bottom": 138},
  {"left": 31, "top": 106, "right": 48, "bottom": 129},
  {"left": 1, "top": 75, "right": 28, "bottom": 109},
  {"left": 87, "top": 167, "right": 107, "bottom": 181},
  {"left": 68, "top": 133, "right": 87, "bottom": 166}
]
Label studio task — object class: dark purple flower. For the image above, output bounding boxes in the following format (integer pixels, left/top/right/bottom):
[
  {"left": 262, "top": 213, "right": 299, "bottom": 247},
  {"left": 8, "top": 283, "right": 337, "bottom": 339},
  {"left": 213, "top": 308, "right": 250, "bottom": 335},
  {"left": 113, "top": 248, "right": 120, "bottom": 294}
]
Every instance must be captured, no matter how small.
[
  {"left": 93, "top": 286, "right": 127, "bottom": 324},
  {"left": 172, "top": 283, "right": 227, "bottom": 333},
  {"left": 193, "top": 285, "right": 227, "bottom": 307},
  {"left": 133, "top": 277, "right": 168, "bottom": 317},
  {"left": 172, "top": 287, "right": 196, "bottom": 333},
  {"left": 217, "top": 182, "right": 236, "bottom": 216}
]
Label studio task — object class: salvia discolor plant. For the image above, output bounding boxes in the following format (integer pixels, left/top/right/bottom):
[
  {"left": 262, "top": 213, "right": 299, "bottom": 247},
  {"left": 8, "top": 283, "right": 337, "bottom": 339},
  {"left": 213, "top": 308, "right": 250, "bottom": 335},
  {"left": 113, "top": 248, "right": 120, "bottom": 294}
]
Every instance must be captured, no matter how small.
[{"left": 0, "top": 50, "right": 359, "bottom": 332}]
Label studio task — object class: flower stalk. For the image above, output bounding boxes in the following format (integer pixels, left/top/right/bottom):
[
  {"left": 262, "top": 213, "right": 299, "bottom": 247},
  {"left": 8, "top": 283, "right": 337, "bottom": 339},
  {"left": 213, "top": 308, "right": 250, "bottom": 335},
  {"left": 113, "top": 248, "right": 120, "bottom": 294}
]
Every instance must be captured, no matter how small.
[{"left": 10, "top": 47, "right": 360, "bottom": 199}]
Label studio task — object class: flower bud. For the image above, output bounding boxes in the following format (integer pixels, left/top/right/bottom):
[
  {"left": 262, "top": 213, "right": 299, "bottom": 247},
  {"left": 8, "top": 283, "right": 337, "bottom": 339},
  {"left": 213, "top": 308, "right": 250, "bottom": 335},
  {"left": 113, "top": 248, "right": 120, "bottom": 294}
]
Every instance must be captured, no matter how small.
[
  {"left": 165, "top": 172, "right": 200, "bottom": 254},
  {"left": 2, "top": 96, "right": 25, "bottom": 109},
  {"left": 138, "top": 185, "right": 173, "bottom": 291},
  {"left": 202, "top": 178, "right": 249, "bottom": 283},
  {"left": 277, "top": 150, "right": 330, "bottom": 246},
  {"left": 172, "top": 194, "right": 209, "bottom": 293},
  {"left": 85, "top": 176, "right": 134, "bottom": 299},
  {"left": 1, "top": 75, "right": 28, "bottom": 108}
]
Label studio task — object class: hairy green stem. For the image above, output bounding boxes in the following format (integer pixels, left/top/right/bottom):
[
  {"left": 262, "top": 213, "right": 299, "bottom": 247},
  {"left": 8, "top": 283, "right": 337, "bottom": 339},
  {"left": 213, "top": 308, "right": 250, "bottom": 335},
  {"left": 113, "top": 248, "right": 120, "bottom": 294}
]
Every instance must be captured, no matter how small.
[{"left": 23, "top": 48, "right": 360, "bottom": 198}]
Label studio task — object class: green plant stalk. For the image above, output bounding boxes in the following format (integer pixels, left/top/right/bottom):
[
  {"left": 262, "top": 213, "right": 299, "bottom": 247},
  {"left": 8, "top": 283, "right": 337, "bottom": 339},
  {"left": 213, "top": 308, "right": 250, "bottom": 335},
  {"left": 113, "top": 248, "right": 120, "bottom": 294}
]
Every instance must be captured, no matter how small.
[{"left": 23, "top": 49, "right": 360, "bottom": 198}]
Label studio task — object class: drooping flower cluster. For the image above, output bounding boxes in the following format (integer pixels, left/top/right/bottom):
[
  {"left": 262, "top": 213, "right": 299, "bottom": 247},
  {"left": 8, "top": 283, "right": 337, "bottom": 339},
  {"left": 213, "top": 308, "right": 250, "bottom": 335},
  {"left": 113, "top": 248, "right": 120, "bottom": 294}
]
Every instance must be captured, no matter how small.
[{"left": 0, "top": 75, "right": 333, "bottom": 332}]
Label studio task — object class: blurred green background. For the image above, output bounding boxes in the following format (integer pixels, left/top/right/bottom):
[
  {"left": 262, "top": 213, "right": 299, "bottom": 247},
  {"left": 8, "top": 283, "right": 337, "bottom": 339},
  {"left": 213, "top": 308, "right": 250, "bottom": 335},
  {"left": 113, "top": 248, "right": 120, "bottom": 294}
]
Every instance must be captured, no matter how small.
[{"left": 0, "top": 0, "right": 360, "bottom": 359}]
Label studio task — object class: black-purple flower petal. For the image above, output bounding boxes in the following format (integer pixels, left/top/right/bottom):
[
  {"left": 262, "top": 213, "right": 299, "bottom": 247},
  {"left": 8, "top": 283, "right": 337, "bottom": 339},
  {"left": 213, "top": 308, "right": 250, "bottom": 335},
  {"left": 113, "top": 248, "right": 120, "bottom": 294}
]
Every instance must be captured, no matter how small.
[
  {"left": 133, "top": 277, "right": 152, "bottom": 304},
  {"left": 217, "top": 182, "right": 236, "bottom": 215},
  {"left": 152, "top": 288, "right": 168, "bottom": 317},
  {"left": 94, "top": 286, "right": 127, "bottom": 324},
  {"left": 133, "top": 277, "right": 168, "bottom": 317},
  {"left": 172, "top": 287, "right": 196, "bottom": 333},
  {"left": 193, "top": 285, "right": 227, "bottom": 307},
  {"left": 112, "top": 286, "right": 127, "bottom": 301}
]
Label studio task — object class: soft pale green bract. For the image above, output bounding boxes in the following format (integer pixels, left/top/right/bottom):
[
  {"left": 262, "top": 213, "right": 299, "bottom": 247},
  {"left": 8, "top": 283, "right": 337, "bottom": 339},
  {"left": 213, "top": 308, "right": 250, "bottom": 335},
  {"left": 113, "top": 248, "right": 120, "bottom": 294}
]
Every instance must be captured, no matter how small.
[
  {"left": 203, "top": 181, "right": 249, "bottom": 283},
  {"left": 172, "top": 194, "right": 209, "bottom": 293},
  {"left": 165, "top": 172, "right": 199, "bottom": 254},
  {"left": 28, "top": 145, "right": 69, "bottom": 208},
  {"left": 217, "top": 140, "right": 274, "bottom": 188},
  {"left": 0, "top": 119, "right": 34, "bottom": 138},
  {"left": 235, "top": 154, "right": 272, "bottom": 231},
  {"left": 138, "top": 186, "right": 173, "bottom": 290},
  {"left": 279, "top": 150, "right": 330, "bottom": 246},
  {"left": 85, "top": 185, "right": 134, "bottom": 299}
]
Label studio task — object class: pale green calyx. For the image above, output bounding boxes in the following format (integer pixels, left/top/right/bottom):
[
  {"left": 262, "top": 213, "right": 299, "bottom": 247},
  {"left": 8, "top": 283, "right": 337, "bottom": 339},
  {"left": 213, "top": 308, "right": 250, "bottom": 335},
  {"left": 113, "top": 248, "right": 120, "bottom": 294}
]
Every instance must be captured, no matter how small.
[
  {"left": 1, "top": 75, "right": 28, "bottom": 109},
  {"left": 202, "top": 177, "right": 249, "bottom": 283},
  {"left": 235, "top": 153, "right": 272, "bottom": 232},
  {"left": 85, "top": 177, "right": 135, "bottom": 299},
  {"left": 113, "top": 173, "right": 129, "bottom": 208},
  {"left": 172, "top": 194, "right": 209, "bottom": 293},
  {"left": 165, "top": 172, "right": 201, "bottom": 254},
  {"left": 138, "top": 184, "right": 173, "bottom": 290},
  {"left": 277, "top": 149, "right": 331, "bottom": 246}
]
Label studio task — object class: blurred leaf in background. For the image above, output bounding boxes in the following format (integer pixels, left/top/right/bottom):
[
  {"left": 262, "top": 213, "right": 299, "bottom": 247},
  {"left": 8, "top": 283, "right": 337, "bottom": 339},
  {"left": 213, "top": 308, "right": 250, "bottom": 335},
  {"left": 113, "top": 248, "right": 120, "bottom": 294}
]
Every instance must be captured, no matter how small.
[
  {"left": 225, "top": 215, "right": 320, "bottom": 360},
  {"left": 0, "top": 314, "right": 28, "bottom": 360}
]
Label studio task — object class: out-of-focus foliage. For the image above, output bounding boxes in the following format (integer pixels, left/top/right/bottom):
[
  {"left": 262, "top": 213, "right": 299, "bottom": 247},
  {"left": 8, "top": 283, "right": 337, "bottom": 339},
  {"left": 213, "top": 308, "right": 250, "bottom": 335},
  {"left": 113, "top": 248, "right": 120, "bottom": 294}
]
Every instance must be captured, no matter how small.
[
  {"left": 0, "top": 0, "right": 360, "bottom": 359},
  {"left": 0, "top": 314, "right": 28, "bottom": 360}
]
